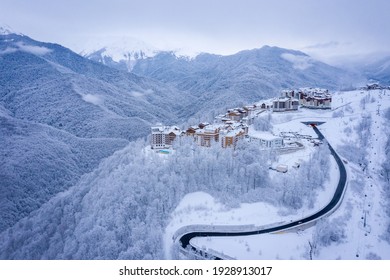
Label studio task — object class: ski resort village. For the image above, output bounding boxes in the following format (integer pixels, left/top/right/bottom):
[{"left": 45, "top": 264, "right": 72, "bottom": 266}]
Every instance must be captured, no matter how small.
[
  {"left": 150, "top": 87, "right": 332, "bottom": 176},
  {"left": 154, "top": 86, "right": 390, "bottom": 260},
  {"left": 151, "top": 88, "right": 331, "bottom": 151}
]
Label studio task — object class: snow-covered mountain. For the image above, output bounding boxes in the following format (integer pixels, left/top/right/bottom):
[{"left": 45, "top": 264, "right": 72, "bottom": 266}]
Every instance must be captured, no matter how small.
[
  {"left": 0, "top": 24, "right": 20, "bottom": 36},
  {"left": 0, "top": 31, "right": 192, "bottom": 232},
  {"left": 81, "top": 37, "right": 161, "bottom": 72},
  {"left": 132, "top": 46, "right": 361, "bottom": 118},
  {"left": 84, "top": 43, "right": 362, "bottom": 118},
  {"left": 362, "top": 56, "right": 390, "bottom": 85},
  {"left": 0, "top": 32, "right": 191, "bottom": 139}
]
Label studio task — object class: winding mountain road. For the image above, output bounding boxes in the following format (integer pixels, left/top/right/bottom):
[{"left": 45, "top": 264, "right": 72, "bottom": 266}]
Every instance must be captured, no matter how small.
[{"left": 174, "top": 122, "right": 348, "bottom": 259}]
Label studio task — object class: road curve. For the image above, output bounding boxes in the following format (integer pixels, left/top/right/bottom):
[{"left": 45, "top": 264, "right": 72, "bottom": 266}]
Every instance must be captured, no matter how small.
[{"left": 175, "top": 122, "right": 348, "bottom": 259}]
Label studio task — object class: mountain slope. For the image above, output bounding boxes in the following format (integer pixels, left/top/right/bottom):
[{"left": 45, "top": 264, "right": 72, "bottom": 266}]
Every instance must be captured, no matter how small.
[
  {"left": 0, "top": 109, "right": 128, "bottom": 232},
  {"left": 83, "top": 43, "right": 361, "bottom": 119},
  {"left": 0, "top": 33, "right": 191, "bottom": 139},
  {"left": 131, "top": 46, "right": 359, "bottom": 117},
  {"left": 362, "top": 56, "right": 390, "bottom": 84},
  {"left": 0, "top": 32, "right": 192, "bottom": 232}
]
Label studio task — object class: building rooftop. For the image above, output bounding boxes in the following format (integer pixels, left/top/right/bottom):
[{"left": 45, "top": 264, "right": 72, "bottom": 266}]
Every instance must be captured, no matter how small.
[{"left": 151, "top": 125, "right": 181, "bottom": 134}]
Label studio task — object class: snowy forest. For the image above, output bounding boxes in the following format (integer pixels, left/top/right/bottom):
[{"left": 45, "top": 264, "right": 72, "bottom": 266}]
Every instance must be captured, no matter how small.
[
  {"left": 0, "top": 125, "right": 331, "bottom": 259},
  {"left": 383, "top": 108, "right": 390, "bottom": 242}
]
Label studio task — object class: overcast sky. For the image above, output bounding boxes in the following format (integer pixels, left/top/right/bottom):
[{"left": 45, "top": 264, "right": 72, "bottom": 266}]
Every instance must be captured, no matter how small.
[{"left": 1, "top": 0, "right": 389, "bottom": 63}]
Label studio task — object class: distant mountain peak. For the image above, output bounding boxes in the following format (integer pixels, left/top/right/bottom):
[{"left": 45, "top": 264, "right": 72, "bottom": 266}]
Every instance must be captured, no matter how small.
[
  {"left": 0, "top": 24, "right": 23, "bottom": 36},
  {"left": 81, "top": 36, "right": 204, "bottom": 71},
  {"left": 80, "top": 36, "right": 159, "bottom": 60},
  {"left": 80, "top": 36, "right": 161, "bottom": 71},
  {"left": 0, "top": 25, "right": 13, "bottom": 35}
]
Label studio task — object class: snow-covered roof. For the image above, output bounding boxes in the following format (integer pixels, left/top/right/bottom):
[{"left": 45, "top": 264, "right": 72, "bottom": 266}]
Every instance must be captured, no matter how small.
[{"left": 151, "top": 125, "right": 182, "bottom": 134}]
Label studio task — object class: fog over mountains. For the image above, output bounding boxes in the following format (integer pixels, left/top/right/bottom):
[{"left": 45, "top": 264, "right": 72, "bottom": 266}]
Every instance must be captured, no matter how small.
[{"left": 362, "top": 56, "right": 390, "bottom": 85}]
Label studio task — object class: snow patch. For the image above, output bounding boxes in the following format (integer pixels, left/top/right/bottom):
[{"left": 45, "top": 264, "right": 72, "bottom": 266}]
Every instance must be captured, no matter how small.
[{"left": 281, "top": 53, "right": 314, "bottom": 70}]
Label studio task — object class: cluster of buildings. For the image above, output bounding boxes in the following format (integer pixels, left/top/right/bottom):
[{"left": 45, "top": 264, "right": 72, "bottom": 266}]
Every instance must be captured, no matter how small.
[
  {"left": 360, "top": 83, "right": 390, "bottom": 91},
  {"left": 151, "top": 88, "right": 333, "bottom": 150},
  {"left": 185, "top": 121, "right": 248, "bottom": 148},
  {"left": 272, "top": 88, "right": 332, "bottom": 112},
  {"left": 151, "top": 104, "right": 283, "bottom": 150}
]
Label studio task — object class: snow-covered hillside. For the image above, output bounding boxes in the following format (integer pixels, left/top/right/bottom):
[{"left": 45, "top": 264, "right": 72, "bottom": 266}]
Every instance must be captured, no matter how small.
[
  {"left": 362, "top": 56, "right": 390, "bottom": 85},
  {"left": 0, "top": 31, "right": 192, "bottom": 232},
  {"left": 0, "top": 32, "right": 191, "bottom": 139},
  {"left": 132, "top": 46, "right": 361, "bottom": 119},
  {"left": 0, "top": 110, "right": 128, "bottom": 232},
  {"left": 83, "top": 42, "right": 362, "bottom": 120},
  {"left": 1, "top": 88, "right": 389, "bottom": 260},
  {"left": 172, "top": 89, "right": 390, "bottom": 259}
]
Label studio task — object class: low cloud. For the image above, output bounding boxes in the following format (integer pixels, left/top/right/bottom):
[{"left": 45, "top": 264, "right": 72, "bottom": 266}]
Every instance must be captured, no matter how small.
[
  {"left": 130, "top": 91, "right": 144, "bottom": 98},
  {"left": 131, "top": 89, "right": 153, "bottom": 98},
  {"left": 16, "top": 42, "right": 52, "bottom": 55},
  {"left": 0, "top": 47, "right": 18, "bottom": 55},
  {"left": 82, "top": 94, "right": 103, "bottom": 105},
  {"left": 305, "top": 41, "right": 340, "bottom": 50},
  {"left": 0, "top": 42, "right": 52, "bottom": 56},
  {"left": 281, "top": 53, "right": 314, "bottom": 70}
]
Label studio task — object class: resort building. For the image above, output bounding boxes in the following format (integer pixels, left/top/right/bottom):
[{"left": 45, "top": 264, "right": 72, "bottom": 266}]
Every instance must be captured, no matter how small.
[
  {"left": 273, "top": 97, "right": 299, "bottom": 112},
  {"left": 151, "top": 125, "right": 182, "bottom": 149},
  {"left": 195, "top": 125, "right": 220, "bottom": 147},
  {"left": 220, "top": 125, "right": 248, "bottom": 148},
  {"left": 248, "top": 130, "right": 284, "bottom": 149}
]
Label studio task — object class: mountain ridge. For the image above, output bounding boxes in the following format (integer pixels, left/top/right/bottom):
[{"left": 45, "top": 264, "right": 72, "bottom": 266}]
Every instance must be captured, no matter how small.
[{"left": 83, "top": 41, "right": 362, "bottom": 120}]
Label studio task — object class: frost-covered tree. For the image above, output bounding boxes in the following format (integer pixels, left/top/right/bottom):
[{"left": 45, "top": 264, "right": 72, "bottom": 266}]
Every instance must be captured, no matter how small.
[
  {"left": 272, "top": 142, "right": 331, "bottom": 210},
  {"left": 382, "top": 108, "right": 390, "bottom": 243},
  {"left": 383, "top": 109, "right": 390, "bottom": 183},
  {"left": 339, "top": 113, "right": 371, "bottom": 169},
  {"left": 0, "top": 126, "right": 333, "bottom": 259},
  {"left": 253, "top": 113, "right": 273, "bottom": 131}
]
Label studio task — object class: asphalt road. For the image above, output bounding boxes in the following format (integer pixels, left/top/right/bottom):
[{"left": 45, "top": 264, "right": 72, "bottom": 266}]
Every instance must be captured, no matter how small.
[{"left": 177, "top": 122, "right": 347, "bottom": 259}]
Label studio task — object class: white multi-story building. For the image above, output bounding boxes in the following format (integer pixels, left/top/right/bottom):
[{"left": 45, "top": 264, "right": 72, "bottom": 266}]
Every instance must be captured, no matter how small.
[
  {"left": 151, "top": 125, "right": 181, "bottom": 149},
  {"left": 248, "top": 130, "right": 284, "bottom": 148},
  {"left": 273, "top": 97, "right": 299, "bottom": 112}
]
